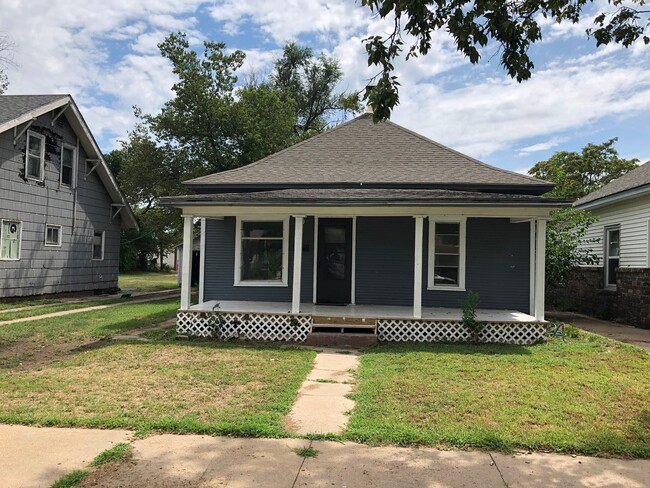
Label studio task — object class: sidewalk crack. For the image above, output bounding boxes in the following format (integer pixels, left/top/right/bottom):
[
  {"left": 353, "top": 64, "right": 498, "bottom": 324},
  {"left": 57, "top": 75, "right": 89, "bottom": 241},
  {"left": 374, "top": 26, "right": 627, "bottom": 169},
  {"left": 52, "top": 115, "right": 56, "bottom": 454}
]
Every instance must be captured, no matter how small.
[
  {"left": 489, "top": 453, "right": 509, "bottom": 488},
  {"left": 291, "top": 440, "right": 311, "bottom": 488}
]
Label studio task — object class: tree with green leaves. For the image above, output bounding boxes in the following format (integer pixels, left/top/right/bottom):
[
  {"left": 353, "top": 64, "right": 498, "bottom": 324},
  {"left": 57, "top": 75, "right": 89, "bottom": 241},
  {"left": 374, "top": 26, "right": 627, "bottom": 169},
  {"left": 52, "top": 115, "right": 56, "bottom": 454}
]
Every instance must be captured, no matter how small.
[
  {"left": 529, "top": 139, "right": 637, "bottom": 285},
  {"left": 359, "top": 1, "right": 650, "bottom": 121},
  {"left": 529, "top": 138, "right": 639, "bottom": 199},
  {"left": 270, "top": 42, "right": 361, "bottom": 136}
]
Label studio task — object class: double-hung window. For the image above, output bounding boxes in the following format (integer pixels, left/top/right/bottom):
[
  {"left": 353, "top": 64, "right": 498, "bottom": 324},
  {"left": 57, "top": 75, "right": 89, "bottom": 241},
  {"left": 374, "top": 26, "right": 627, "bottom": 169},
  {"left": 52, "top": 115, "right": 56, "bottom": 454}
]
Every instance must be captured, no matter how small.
[
  {"left": 1, "top": 220, "right": 22, "bottom": 260},
  {"left": 428, "top": 219, "right": 466, "bottom": 290},
  {"left": 61, "top": 144, "right": 76, "bottom": 187},
  {"left": 25, "top": 131, "right": 45, "bottom": 181},
  {"left": 92, "top": 231, "right": 104, "bottom": 260},
  {"left": 235, "top": 218, "right": 288, "bottom": 286},
  {"left": 605, "top": 227, "right": 620, "bottom": 288}
]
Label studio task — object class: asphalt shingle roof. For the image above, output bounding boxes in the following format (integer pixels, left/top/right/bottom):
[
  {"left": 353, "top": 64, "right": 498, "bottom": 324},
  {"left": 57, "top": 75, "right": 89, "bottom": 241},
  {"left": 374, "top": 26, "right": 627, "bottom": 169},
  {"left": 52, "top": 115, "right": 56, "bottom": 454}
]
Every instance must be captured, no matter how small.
[
  {"left": 575, "top": 161, "right": 650, "bottom": 206},
  {"left": 160, "top": 188, "right": 569, "bottom": 207},
  {"left": 0, "top": 95, "right": 69, "bottom": 127},
  {"left": 185, "top": 113, "right": 551, "bottom": 192}
]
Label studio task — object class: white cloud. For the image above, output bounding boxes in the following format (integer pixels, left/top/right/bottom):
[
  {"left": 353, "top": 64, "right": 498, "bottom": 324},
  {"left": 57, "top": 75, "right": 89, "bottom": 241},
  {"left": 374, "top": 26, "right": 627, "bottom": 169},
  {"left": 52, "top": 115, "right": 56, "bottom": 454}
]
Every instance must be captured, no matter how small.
[{"left": 517, "top": 138, "right": 567, "bottom": 156}]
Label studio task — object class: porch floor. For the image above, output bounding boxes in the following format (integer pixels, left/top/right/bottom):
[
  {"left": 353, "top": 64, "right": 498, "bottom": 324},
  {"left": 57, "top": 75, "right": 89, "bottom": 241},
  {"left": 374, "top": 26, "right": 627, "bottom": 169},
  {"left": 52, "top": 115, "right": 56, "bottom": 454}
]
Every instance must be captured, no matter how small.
[{"left": 190, "top": 300, "right": 539, "bottom": 323}]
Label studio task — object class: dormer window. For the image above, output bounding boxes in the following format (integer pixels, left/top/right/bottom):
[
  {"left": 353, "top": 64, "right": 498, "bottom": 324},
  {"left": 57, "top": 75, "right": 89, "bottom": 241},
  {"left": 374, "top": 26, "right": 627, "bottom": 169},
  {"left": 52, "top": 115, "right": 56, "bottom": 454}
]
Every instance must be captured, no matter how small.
[{"left": 25, "top": 131, "right": 45, "bottom": 181}]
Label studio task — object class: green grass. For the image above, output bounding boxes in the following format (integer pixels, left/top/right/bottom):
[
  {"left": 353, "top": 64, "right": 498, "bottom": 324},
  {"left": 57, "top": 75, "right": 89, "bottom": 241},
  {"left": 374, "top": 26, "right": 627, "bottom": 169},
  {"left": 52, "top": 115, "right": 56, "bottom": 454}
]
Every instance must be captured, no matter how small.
[
  {"left": 0, "top": 298, "right": 126, "bottom": 322},
  {"left": 119, "top": 271, "right": 178, "bottom": 293},
  {"left": 0, "top": 340, "right": 316, "bottom": 437},
  {"left": 50, "top": 469, "right": 88, "bottom": 488},
  {"left": 90, "top": 443, "right": 132, "bottom": 467},
  {"left": 0, "top": 298, "right": 61, "bottom": 311},
  {"left": 0, "top": 298, "right": 180, "bottom": 369},
  {"left": 346, "top": 333, "right": 650, "bottom": 457},
  {"left": 294, "top": 446, "right": 319, "bottom": 458}
]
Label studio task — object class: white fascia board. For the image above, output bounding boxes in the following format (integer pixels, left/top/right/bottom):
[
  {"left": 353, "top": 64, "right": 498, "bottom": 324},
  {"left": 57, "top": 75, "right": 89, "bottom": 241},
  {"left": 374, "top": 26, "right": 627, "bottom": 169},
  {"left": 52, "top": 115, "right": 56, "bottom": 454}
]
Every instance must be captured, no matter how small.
[{"left": 576, "top": 185, "right": 650, "bottom": 211}]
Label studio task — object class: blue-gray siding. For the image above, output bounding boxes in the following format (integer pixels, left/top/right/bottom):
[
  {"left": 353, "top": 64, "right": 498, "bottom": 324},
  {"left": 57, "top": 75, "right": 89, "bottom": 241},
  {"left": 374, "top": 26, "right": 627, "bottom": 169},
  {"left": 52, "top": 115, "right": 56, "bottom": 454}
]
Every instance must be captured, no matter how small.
[
  {"left": 203, "top": 217, "right": 314, "bottom": 303},
  {"left": 202, "top": 216, "right": 530, "bottom": 313},
  {"left": 0, "top": 111, "right": 121, "bottom": 297}
]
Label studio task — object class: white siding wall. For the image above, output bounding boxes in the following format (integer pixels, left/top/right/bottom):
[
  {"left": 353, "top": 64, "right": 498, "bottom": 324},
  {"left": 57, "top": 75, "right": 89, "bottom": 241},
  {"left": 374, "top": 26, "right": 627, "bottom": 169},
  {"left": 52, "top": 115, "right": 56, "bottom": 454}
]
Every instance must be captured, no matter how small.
[{"left": 579, "top": 193, "right": 650, "bottom": 268}]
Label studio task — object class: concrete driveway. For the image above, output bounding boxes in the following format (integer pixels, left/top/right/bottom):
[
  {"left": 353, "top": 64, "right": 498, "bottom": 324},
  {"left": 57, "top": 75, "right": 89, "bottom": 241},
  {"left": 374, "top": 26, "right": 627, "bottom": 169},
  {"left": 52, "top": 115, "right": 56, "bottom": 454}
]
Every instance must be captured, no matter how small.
[
  {"left": 548, "top": 311, "right": 650, "bottom": 352},
  {"left": 2, "top": 426, "right": 649, "bottom": 488}
]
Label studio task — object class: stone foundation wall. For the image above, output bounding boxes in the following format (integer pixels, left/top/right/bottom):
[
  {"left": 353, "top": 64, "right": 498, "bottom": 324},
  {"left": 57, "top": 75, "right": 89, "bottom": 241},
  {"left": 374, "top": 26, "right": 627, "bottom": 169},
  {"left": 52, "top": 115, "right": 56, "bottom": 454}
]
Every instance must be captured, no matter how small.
[
  {"left": 547, "top": 267, "right": 650, "bottom": 329},
  {"left": 616, "top": 268, "right": 650, "bottom": 328}
]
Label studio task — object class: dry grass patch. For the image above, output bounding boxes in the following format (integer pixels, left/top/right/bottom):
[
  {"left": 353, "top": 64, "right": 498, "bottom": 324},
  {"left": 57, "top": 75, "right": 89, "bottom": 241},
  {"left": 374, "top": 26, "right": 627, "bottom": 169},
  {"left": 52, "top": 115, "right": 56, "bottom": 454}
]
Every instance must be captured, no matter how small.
[
  {"left": 118, "top": 271, "right": 178, "bottom": 293},
  {"left": 0, "top": 341, "right": 315, "bottom": 437}
]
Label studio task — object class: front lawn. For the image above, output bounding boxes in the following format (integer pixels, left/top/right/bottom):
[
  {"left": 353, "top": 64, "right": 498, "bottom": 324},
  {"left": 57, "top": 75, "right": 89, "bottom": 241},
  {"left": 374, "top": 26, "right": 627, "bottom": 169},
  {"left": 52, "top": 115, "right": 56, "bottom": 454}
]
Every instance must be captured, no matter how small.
[
  {"left": 347, "top": 331, "right": 650, "bottom": 457},
  {"left": 0, "top": 341, "right": 315, "bottom": 437},
  {"left": 118, "top": 271, "right": 178, "bottom": 293}
]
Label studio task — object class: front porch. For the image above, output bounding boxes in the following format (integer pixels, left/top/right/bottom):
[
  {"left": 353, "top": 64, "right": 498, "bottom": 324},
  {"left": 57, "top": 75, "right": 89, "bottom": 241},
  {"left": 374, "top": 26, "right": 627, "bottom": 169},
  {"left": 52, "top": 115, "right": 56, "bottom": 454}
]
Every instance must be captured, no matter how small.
[{"left": 177, "top": 300, "right": 546, "bottom": 345}]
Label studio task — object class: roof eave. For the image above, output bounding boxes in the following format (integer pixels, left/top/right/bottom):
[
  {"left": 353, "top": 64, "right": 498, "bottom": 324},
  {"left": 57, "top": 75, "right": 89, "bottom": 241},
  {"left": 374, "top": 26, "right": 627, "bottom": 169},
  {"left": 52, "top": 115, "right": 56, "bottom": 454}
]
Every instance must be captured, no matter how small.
[
  {"left": 575, "top": 184, "right": 650, "bottom": 210},
  {"left": 159, "top": 199, "right": 570, "bottom": 208}
]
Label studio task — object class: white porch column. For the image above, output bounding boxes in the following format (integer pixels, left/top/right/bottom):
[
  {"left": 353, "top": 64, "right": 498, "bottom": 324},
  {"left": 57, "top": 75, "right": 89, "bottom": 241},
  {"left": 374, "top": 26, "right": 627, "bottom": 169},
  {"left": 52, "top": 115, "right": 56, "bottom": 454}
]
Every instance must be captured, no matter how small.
[
  {"left": 413, "top": 216, "right": 425, "bottom": 319},
  {"left": 534, "top": 219, "right": 547, "bottom": 321},
  {"left": 291, "top": 215, "right": 305, "bottom": 314},
  {"left": 529, "top": 220, "right": 536, "bottom": 316},
  {"left": 198, "top": 218, "right": 206, "bottom": 305},
  {"left": 180, "top": 215, "right": 193, "bottom": 310}
]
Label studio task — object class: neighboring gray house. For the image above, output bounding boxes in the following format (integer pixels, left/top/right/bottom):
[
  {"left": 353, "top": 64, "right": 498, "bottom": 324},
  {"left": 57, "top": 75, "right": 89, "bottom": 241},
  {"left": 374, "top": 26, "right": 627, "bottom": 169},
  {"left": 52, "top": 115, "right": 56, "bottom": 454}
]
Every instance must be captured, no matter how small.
[
  {"left": 0, "top": 95, "right": 137, "bottom": 298},
  {"left": 560, "top": 162, "right": 650, "bottom": 327},
  {"left": 162, "top": 113, "right": 567, "bottom": 345}
]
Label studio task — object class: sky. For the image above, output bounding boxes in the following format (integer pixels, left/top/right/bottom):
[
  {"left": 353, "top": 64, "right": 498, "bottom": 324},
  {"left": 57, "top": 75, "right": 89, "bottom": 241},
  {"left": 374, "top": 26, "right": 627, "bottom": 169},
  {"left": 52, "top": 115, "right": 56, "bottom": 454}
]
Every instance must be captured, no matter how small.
[{"left": 1, "top": 0, "right": 649, "bottom": 175}]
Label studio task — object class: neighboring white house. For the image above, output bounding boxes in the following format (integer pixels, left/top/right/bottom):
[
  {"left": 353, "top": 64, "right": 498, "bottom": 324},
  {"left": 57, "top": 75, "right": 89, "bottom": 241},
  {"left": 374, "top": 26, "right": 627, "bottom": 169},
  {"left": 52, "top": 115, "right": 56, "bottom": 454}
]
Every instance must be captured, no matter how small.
[{"left": 571, "top": 162, "right": 650, "bottom": 327}]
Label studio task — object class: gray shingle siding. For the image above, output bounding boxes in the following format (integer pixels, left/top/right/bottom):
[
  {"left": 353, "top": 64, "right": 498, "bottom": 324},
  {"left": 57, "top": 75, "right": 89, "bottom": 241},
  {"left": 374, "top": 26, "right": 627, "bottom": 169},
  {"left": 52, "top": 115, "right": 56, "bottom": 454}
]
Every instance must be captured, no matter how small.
[
  {"left": 202, "top": 217, "right": 314, "bottom": 303},
  {"left": 0, "top": 110, "right": 121, "bottom": 297},
  {"left": 202, "top": 216, "right": 530, "bottom": 313}
]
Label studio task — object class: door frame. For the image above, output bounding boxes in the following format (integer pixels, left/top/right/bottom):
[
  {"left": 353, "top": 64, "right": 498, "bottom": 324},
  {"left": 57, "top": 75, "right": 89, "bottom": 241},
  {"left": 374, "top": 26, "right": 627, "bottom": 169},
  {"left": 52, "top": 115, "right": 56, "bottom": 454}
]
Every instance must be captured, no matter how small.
[{"left": 312, "top": 216, "right": 356, "bottom": 304}]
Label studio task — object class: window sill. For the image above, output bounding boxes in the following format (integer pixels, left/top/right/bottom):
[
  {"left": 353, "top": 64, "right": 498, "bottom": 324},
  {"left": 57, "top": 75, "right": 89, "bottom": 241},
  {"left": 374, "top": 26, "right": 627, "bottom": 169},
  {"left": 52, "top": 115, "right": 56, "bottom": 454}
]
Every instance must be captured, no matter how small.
[
  {"left": 44, "top": 244, "right": 62, "bottom": 248},
  {"left": 427, "top": 286, "right": 466, "bottom": 292},
  {"left": 25, "top": 176, "right": 44, "bottom": 183},
  {"left": 234, "top": 281, "right": 288, "bottom": 287}
]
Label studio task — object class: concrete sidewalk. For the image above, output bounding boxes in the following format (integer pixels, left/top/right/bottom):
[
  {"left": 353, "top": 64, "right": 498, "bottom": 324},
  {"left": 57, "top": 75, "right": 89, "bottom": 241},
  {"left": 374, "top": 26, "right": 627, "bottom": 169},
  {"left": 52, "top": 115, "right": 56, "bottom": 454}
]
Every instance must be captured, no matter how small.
[
  {"left": 2, "top": 426, "right": 649, "bottom": 488},
  {"left": 548, "top": 311, "right": 650, "bottom": 352}
]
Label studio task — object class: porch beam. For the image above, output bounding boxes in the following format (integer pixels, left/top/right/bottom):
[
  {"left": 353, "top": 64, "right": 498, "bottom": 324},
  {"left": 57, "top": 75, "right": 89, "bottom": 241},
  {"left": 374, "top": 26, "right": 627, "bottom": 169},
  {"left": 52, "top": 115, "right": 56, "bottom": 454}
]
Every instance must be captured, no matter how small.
[
  {"left": 413, "top": 216, "right": 425, "bottom": 319},
  {"left": 534, "top": 219, "right": 547, "bottom": 321},
  {"left": 291, "top": 215, "right": 305, "bottom": 314},
  {"left": 180, "top": 215, "right": 194, "bottom": 310}
]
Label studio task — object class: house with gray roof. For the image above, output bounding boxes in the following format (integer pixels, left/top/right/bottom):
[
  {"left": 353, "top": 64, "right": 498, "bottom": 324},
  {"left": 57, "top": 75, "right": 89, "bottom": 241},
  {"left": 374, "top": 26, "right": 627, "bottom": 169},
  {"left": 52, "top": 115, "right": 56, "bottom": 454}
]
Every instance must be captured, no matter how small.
[
  {"left": 162, "top": 113, "right": 567, "bottom": 345},
  {"left": 567, "top": 162, "right": 650, "bottom": 327},
  {"left": 0, "top": 94, "right": 137, "bottom": 298}
]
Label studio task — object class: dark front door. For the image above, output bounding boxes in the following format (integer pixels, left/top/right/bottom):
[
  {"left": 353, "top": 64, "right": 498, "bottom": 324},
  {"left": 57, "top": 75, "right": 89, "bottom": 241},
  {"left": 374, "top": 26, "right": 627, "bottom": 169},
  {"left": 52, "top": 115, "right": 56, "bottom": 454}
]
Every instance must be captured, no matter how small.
[{"left": 317, "top": 218, "right": 353, "bottom": 304}]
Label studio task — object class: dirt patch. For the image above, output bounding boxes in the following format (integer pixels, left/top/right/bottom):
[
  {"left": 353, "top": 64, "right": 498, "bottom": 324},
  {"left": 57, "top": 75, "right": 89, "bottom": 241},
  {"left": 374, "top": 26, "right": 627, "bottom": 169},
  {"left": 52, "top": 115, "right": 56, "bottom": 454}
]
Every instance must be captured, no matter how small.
[
  {"left": 80, "top": 450, "right": 135, "bottom": 487},
  {"left": 0, "top": 337, "right": 110, "bottom": 370}
]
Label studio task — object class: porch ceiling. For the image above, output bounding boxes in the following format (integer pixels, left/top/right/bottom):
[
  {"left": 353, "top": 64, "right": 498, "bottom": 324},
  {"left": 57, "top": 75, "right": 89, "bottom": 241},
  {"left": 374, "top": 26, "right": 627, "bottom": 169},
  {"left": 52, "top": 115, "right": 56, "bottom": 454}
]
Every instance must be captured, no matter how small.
[{"left": 189, "top": 300, "right": 539, "bottom": 323}]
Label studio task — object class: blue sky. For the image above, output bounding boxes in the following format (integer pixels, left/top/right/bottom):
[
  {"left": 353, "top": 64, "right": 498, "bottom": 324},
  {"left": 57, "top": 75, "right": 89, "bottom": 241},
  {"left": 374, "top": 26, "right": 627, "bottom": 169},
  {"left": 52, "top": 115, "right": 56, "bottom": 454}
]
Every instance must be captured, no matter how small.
[{"left": 1, "top": 0, "right": 649, "bottom": 175}]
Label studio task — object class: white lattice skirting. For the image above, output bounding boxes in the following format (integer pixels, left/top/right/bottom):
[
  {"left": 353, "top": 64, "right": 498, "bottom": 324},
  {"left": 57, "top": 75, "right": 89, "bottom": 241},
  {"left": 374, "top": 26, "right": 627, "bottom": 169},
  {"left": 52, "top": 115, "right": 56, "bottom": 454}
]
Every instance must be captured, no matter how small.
[
  {"left": 177, "top": 311, "right": 312, "bottom": 342},
  {"left": 177, "top": 311, "right": 546, "bottom": 345},
  {"left": 377, "top": 320, "right": 547, "bottom": 345}
]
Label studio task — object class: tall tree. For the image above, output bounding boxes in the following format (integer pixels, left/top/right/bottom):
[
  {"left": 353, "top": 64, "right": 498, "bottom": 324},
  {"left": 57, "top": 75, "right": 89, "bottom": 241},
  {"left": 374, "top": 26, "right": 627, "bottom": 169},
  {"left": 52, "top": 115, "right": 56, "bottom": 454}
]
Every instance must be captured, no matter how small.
[
  {"left": 529, "top": 138, "right": 639, "bottom": 199},
  {"left": 270, "top": 42, "right": 361, "bottom": 136},
  {"left": 0, "top": 33, "right": 15, "bottom": 94},
  {"left": 530, "top": 139, "right": 637, "bottom": 285},
  {"left": 359, "top": 1, "right": 650, "bottom": 121}
]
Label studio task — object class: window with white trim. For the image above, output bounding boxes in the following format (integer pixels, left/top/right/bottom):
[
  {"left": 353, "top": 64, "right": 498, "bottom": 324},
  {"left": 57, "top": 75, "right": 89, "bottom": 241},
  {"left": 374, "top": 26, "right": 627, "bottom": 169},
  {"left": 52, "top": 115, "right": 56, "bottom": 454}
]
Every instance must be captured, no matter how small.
[
  {"left": 428, "top": 219, "right": 466, "bottom": 290},
  {"left": 605, "top": 227, "right": 620, "bottom": 288},
  {"left": 92, "top": 231, "right": 104, "bottom": 260},
  {"left": 60, "top": 144, "right": 76, "bottom": 187},
  {"left": 235, "top": 218, "right": 288, "bottom": 285},
  {"left": 1, "top": 220, "right": 22, "bottom": 260},
  {"left": 25, "top": 131, "right": 45, "bottom": 181},
  {"left": 45, "top": 224, "right": 62, "bottom": 247}
]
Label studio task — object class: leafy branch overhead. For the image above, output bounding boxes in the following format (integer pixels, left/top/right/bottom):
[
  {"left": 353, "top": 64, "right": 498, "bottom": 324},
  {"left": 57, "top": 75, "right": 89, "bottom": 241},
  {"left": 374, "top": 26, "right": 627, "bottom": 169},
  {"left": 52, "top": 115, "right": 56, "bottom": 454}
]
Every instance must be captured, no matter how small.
[{"left": 360, "top": 0, "right": 650, "bottom": 121}]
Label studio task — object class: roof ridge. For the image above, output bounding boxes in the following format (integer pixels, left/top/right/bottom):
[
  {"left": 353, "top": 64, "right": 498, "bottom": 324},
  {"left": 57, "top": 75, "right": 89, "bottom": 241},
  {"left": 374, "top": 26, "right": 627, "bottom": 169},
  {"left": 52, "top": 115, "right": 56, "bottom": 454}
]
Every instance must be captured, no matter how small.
[
  {"left": 185, "top": 113, "right": 371, "bottom": 184},
  {"left": 382, "top": 118, "right": 550, "bottom": 185}
]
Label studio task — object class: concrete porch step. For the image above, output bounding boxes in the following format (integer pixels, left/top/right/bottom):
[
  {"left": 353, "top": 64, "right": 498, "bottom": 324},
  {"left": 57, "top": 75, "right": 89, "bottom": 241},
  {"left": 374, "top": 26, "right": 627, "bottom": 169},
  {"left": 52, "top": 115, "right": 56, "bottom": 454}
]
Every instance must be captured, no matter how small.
[{"left": 306, "top": 332, "right": 378, "bottom": 348}]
